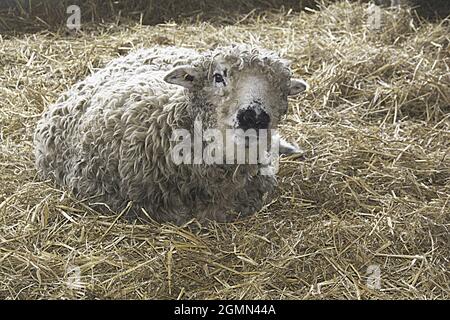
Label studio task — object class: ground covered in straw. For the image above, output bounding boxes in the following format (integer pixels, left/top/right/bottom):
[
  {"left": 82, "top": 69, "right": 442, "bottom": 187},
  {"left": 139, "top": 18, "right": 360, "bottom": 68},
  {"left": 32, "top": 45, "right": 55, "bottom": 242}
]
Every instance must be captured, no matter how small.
[{"left": 0, "top": 1, "right": 449, "bottom": 299}]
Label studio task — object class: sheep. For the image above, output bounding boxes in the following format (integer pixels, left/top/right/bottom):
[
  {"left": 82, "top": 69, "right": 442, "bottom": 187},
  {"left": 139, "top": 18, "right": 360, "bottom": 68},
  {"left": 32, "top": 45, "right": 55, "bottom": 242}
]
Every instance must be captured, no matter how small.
[{"left": 34, "top": 45, "right": 308, "bottom": 224}]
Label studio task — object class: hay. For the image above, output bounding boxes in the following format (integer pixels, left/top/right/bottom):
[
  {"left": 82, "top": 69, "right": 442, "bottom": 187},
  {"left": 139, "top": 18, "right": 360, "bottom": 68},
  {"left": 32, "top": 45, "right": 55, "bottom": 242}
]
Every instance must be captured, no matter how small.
[
  {"left": 0, "top": 1, "right": 449, "bottom": 299},
  {"left": 0, "top": 0, "right": 316, "bottom": 33},
  {"left": 2, "top": 0, "right": 449, "bottom": 34}
]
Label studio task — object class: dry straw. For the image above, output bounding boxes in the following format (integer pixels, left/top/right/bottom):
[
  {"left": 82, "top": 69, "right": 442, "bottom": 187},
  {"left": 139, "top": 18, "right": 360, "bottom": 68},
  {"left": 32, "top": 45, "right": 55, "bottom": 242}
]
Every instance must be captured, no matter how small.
[
  {"left": 0, "top": 0, "right": 448, "bottom": 34},
  {"left": 0, "top": 1, "right": 449, "bottom": 299},
  {"left": 0, "top": 0, "right": 315, "bottom": 33}
]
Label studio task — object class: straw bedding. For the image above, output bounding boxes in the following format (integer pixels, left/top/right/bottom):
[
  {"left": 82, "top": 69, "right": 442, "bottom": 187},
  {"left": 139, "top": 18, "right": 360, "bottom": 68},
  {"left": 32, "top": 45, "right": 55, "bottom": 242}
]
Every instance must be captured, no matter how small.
[{"left": 0, "top": 1, "right": 449, "bottom": 299}]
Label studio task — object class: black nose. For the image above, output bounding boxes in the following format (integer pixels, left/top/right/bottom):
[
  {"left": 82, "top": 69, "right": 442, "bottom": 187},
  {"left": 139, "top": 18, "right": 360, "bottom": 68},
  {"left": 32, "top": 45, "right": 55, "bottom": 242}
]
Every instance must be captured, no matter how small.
[{"left": 237, "top": 108, "right": 270, "bottom": 131}]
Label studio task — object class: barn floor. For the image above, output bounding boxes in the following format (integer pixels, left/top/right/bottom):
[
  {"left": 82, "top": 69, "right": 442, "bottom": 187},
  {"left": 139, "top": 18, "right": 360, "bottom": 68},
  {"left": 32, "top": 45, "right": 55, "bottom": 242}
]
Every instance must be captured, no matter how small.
[{"left": 0, "top": 2, "right": 449, "bottom": 299}]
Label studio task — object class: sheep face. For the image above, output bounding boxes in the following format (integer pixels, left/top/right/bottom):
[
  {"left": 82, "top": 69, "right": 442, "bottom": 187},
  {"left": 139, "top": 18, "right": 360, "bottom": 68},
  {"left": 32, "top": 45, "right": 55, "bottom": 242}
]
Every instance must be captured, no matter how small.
[{"left": 164, "top": 46, "right": 308, "bottom": 136}]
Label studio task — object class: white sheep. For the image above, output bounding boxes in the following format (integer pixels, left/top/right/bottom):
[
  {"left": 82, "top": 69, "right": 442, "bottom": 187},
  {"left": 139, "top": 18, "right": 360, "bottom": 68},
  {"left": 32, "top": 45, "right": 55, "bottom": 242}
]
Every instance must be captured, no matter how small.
[{"left": 34, "top": 45, "right": 308, "bottom": 224}]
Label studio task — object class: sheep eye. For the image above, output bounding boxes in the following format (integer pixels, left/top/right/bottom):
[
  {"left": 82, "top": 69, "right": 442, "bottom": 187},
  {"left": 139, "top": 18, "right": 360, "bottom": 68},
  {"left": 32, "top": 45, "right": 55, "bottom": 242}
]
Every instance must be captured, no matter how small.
[{"left": 213, "top": 73, "right": 225, "bottom": 84}]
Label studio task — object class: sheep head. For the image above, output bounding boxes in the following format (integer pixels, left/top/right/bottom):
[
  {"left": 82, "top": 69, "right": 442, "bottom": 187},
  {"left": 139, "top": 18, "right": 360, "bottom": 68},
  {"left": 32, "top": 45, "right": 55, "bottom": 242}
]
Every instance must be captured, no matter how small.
[{"left": 164, "top": 45, "right": 307, "bottom": 131}]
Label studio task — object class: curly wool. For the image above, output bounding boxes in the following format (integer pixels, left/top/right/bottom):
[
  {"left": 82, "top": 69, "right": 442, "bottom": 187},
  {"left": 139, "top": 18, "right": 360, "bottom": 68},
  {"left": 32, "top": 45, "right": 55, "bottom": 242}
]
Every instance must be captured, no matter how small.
[{"left": 34, "top": 45, "right": 290, "bottom": 224}]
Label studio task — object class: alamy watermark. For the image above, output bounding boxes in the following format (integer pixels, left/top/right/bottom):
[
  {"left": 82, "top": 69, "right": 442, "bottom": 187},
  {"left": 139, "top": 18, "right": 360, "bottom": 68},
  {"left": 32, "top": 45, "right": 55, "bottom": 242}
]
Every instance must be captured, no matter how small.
[
  {"left": 170, "top": 120, "right": 280, "bottom": 175},
  {"left": 67, "top": 5, "right": 81, "bottom": 31},
  {"left": 66, "top": 264, "right": 85, "bottom": 294},
  {"left": 367, "top": 0, "right": 402, "bottom": 31},
  {"left": 366, "top": 264, "right": 381, "bottom": 290}
]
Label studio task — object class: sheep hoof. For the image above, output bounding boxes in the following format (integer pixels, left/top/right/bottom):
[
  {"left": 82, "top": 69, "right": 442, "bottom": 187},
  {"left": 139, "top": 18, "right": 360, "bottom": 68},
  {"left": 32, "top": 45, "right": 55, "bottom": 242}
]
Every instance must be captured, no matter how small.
[{"left": 279, "top": 138, "right": 305, "bottom": 157}]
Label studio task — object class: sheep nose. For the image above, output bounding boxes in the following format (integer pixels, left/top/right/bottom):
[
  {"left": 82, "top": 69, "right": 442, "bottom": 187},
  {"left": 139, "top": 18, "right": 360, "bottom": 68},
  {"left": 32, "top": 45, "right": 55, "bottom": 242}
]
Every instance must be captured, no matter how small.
[{"left": 237, "top": 108, "right": 270, "bottom": 131}]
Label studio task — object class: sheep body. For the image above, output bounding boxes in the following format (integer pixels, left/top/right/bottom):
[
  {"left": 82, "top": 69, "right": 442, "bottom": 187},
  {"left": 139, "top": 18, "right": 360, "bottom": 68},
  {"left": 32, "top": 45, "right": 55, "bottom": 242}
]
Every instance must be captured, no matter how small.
[{"left": 34, "top": 46, "right": 290, "bottom": 224}]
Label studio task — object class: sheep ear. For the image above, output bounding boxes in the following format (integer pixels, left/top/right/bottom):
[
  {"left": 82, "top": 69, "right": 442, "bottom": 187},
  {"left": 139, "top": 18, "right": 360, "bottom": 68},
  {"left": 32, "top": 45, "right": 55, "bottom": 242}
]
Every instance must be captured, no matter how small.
[
  {"left": 289, "top": 78, "right": 308, "bottom": 96},
  {"left": 164, "top": 66, "right": 197, "bottom": 89}
]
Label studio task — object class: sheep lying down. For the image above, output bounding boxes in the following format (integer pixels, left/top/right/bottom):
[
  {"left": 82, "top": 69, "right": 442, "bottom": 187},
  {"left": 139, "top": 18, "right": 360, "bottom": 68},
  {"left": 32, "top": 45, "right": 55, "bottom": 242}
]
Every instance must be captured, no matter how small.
[{"left": 34, "top": 45, "right": 308, "bottom": 224}]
